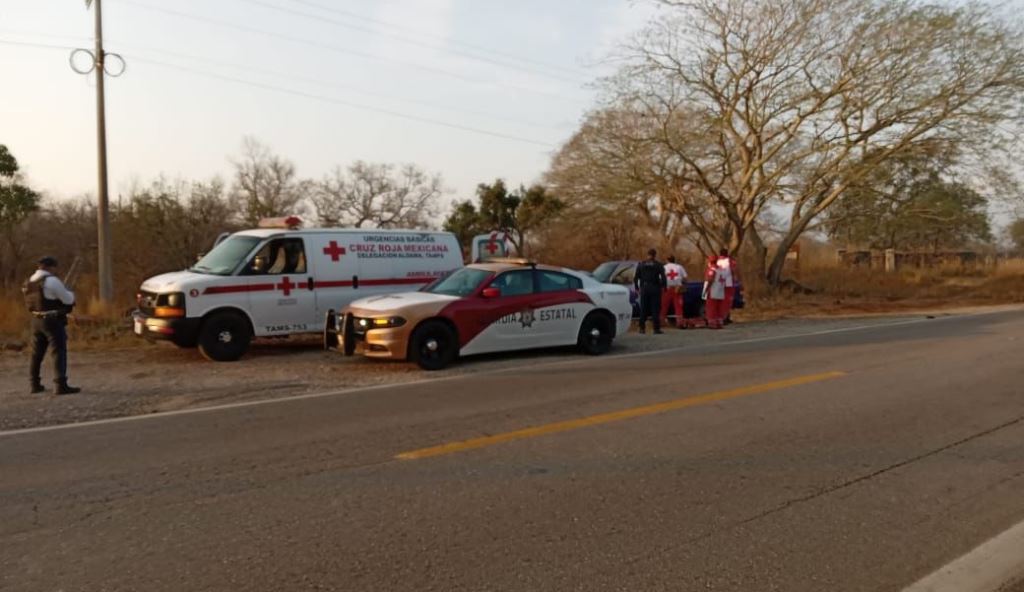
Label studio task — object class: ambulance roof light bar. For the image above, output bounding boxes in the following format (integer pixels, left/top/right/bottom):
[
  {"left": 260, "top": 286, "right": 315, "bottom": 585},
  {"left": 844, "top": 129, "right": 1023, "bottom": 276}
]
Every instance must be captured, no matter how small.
[{"left": 257, "top": 216, "right": 303, "bottom": 230}]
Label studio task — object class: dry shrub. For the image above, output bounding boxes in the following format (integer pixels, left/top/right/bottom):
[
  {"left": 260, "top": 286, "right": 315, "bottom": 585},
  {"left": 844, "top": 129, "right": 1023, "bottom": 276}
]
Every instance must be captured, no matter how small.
[{"left": 0, "top": 294, "right": 136, "bottom": 349}]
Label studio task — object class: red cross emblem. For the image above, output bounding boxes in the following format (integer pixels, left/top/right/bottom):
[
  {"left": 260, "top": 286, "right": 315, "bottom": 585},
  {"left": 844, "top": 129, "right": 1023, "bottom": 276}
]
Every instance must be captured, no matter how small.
[
  {"left": 667, "top": 269, "right": 680, "bottom": 280},
  {"left": 277, "top": 276, "right": 295, "bottom": 296},
  {"left": 485, "top": 240, "right": 499, "bottom": 255},
  {"left": 323, "top": 241, "right": 346, "bottom": 262}
]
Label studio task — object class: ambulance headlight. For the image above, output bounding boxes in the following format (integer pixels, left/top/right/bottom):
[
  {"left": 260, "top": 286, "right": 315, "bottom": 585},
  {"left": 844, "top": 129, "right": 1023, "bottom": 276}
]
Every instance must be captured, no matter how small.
[
  {"left": 370, "top": 317, "right": 406, "bottom": 329},
  {"left": 154, "top": 292, "right": 186, "bottom": 318}
]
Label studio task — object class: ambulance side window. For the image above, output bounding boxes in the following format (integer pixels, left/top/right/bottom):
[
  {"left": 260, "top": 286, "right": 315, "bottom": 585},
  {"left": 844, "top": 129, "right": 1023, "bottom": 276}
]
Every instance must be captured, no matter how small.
[{"left": 244, "top": 238, "right": 307, "bottom": 276}]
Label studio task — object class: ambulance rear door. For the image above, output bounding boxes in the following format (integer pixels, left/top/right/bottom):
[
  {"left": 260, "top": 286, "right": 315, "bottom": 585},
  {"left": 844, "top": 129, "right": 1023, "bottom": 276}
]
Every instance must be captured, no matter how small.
[{"left": 305, "top": 231, "right": 360, "bottom": 317}]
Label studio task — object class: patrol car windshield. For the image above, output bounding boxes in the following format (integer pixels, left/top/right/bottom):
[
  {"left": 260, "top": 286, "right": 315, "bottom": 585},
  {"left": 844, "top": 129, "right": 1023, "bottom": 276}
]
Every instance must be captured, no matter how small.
[
  {"left": 592, "top": 262, "right": 619, "bottom": 283},
  {"left": 190, "top": 236, "right": 261, "bottom": 276},
  {"left": 424, "top": 267, "right": 493, "bottom": 297}
]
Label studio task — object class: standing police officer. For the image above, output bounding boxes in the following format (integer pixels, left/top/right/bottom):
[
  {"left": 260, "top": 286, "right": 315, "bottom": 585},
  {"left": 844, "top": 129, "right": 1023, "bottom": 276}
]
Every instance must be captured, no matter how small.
[
  {"left": 634, "top": 248, "right": 667, "bottom": 334},
  {"left": 23, "top": 256, "right": 80, "bottom": 395}
]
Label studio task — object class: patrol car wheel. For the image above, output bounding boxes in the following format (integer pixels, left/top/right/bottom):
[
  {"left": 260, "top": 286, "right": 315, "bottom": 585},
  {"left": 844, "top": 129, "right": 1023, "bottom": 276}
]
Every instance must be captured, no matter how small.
[
  {"left": 410, "top": 321, "right": 457, "bottom": 371},
  {"left": 578, "top": 313, "right": 613, "bottom": 356},
  {"left": 198, "top": 311, "right": 251, "bottom": 362},
  {"left": 323, "top": 309, "right": 339, "bottom": 351}
]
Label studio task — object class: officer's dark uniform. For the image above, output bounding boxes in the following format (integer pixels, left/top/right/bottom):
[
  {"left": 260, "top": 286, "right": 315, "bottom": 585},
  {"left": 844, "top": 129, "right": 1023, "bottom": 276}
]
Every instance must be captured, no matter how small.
[
  {"left": 24, "top": 260, "right": 78, "bottom": 395},
  {"left": 634, "top": 257, "right": 667, "bottom": 334}
]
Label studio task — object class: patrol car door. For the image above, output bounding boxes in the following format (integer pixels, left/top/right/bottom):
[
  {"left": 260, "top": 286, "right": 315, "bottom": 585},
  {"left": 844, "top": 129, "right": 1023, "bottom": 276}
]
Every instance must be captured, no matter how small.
[
  {"left": 242, "top": 237, "right": 317, "bottom": 336},
  {"left": 533, "top": 270, "right": 588, "bottom": 346},
  {"left": 481, "top": 270, "right": 540, "bottom": 352}
]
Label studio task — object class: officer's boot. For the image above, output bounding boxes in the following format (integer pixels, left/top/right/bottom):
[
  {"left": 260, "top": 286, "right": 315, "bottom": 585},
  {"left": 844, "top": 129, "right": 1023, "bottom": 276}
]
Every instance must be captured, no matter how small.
[
  {"left": 55, "top": 381, "right": 81, "bottom": 395},
  {"left": 30, "top": 380, "right": 45, "bottom": 394}
]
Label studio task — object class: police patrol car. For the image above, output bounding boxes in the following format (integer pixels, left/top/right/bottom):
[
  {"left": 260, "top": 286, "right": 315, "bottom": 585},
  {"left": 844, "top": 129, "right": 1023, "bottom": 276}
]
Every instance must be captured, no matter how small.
[
  {"left": 325, "top": 259, "right": 633, "bottom": 370},
  {"left": 132, "top": 218, "right": 464, "bottom": 361}
]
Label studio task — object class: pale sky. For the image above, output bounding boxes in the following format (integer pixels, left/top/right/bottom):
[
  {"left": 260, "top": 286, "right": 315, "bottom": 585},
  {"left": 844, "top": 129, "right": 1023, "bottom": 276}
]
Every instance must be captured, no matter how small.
[{"left": 0, "top": 0, "right": 657, "bottom": 207}]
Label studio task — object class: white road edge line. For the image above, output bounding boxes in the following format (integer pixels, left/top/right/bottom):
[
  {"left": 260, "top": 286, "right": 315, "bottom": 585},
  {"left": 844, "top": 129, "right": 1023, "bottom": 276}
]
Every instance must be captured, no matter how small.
[
  {"left": 0, "top": 311, "right": 987, "bottom": 438},
  {"left": 902, "top": 518, "right": 1024, "bottom": 592}
]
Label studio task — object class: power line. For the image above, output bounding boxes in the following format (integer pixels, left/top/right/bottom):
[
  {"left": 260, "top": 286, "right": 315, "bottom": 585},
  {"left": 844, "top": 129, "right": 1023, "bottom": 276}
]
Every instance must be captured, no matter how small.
[
  {"left": 3, "top": 28, "right": 570, "bottom": 130},
  {"left": 237, "top": 0, "right": 587, "bottom": 85},
  {"left": 0, "top": 38, "right": 76, "bottom": 51},
  {"left": 102, "top": 41, "right": 567, "bottom": 131},
  {"left": 128, "top": 55, "right": 558, "bottom": 148},
  {"left": 114, "top": 0, "right": 588, "bottom": 104},
  {"left": 1, "top": 35, "right": 563, "bottom": 147},
  {"left": 289, "top": 0, "right": 590, "bottom": 78}
]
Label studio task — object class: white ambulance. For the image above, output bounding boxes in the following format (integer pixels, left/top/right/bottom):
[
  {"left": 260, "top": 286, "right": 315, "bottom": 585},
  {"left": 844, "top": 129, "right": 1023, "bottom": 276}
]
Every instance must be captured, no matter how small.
[{"left": 132, "top": 219, "right": 463, "bottom": 361}]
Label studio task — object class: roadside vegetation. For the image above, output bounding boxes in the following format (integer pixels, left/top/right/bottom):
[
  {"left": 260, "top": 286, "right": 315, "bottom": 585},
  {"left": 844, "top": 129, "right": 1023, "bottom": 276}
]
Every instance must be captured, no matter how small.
[{"left": 3, "top": 0, "right": 1024, "bottom": 347}]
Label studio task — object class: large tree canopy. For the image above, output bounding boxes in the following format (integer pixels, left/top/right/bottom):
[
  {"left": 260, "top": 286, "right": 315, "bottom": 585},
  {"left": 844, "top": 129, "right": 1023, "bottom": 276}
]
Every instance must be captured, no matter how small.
[
  {"left": 555, "top": 0, "right": 1024, "bottom": 284},
  {"left": 825, "top": 154, "right": 992, "bottom": 250}
]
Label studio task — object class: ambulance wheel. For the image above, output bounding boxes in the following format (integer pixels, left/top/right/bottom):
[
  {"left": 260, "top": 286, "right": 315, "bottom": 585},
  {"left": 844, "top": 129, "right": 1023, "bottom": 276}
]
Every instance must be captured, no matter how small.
[
  {"left": 323, "top": 309, "right": 339, "bottom": 351},
  {"left": 198, "top": 311, "right": 252, "bottom": 362},
  {"left": 578, "top": 313, "right": 613, "bottom": 356},
  {"left": 410, "top": 321, "right": 457, "bottom": 371}
]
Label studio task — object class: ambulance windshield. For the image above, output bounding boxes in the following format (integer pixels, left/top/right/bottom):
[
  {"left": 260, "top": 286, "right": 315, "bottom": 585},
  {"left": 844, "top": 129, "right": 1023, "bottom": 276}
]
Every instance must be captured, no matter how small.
[
  {"left": 191, "top": 235, "right": 262, "bottom": 276},
  {"left": 425, "top": 267, "right": 493, "bottom": 297}
]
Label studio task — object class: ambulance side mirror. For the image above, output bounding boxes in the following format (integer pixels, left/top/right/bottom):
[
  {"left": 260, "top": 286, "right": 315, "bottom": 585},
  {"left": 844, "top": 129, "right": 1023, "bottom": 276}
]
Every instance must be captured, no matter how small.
[{"left": 481, "top": 287, "right": 501, "bottom": 299}]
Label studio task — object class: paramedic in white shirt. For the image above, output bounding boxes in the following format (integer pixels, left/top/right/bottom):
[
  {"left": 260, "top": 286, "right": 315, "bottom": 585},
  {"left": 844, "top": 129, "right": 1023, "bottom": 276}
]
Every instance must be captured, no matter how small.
[
  {"left": 660, "top": 255, "right": 688, "bottom": 328},
  {"left": 25, "top": 256, "right": 80, "bottom": 395}
]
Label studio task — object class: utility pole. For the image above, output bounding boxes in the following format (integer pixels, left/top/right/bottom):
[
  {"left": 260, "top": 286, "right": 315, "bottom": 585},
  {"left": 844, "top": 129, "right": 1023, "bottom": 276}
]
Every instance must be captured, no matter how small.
[
  {"left": 74, "top": 0, "right": 114, "bottom": 303},
  {"left": 91, "top": 0, "right": 113, "bottom": 304}
]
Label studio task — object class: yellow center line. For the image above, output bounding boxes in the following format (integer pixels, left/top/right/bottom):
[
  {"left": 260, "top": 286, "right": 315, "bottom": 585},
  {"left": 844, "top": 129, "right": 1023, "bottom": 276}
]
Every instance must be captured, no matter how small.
[{"left": 395, "top": 371, "right": 848, "bottom": 461}]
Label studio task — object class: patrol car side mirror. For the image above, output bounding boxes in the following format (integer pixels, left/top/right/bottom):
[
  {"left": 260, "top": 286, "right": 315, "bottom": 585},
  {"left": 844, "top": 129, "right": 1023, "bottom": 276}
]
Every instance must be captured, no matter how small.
[{"left": 481, "top": 287, "right": 501, "bottom": 299}]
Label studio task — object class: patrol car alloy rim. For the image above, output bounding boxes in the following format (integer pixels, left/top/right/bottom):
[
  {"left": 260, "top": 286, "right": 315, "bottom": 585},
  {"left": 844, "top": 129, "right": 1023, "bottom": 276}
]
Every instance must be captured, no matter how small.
[{"left": 425, "top": 338, "right": 439, "bottom": 352}]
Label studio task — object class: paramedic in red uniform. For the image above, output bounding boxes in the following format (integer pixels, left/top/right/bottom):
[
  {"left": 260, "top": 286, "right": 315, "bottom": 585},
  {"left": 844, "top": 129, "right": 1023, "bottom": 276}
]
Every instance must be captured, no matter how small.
[
  {"left": 660, "top": 255, "right": 687, "bottom": 328},
  {"left": 703, "top": 254, "right": 726, "bottom": 329},
  {"left": 717, "top": 248, "right": 740, "bottom": 323}
]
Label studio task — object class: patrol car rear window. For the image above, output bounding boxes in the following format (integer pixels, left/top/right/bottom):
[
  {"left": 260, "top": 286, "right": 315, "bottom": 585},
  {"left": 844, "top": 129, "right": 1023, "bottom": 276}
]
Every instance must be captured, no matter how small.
[
  {"left": 425, "top": 267, "right": 493, "bottom": 297},
  {"left": 191, "top": 236, "right": 262, "bottom": 276}
]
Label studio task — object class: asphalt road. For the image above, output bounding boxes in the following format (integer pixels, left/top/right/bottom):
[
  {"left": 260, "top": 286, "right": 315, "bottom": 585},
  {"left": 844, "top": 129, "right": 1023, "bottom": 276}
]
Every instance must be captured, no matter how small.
[{"left": 2, "top": 310, "right": 1024, "bottom": 592}]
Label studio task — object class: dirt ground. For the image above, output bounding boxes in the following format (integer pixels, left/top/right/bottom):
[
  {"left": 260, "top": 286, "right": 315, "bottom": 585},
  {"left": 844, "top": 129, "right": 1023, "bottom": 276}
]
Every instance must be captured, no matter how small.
[{"left": 2, "top": 304, "right": 1021, "bottom": 431}]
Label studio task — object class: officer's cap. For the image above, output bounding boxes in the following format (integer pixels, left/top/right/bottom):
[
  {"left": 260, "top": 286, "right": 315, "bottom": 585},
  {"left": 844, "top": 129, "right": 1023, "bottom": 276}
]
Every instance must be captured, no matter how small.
[{"left": 38, "top": 256, "right": 58, "bottom": 268}]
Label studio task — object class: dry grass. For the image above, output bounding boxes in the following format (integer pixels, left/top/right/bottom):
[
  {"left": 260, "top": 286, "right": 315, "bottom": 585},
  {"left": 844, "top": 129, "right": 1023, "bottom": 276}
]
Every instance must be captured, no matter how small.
[
  {"left": 739, "top": 260, "right": 1024, "bottom": 321},
  {"left": 0, "top": 296, "right": 137, "bottom": 350}
]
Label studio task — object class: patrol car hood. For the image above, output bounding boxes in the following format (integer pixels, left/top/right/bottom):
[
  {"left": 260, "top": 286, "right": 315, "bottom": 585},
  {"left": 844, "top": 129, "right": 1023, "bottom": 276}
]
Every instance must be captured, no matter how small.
[
  {"left": 348, "top": 291, "right": 458, "bottom": 313},
  {"left": 140, "top": 270, "right": 206, "bottom": 293}
]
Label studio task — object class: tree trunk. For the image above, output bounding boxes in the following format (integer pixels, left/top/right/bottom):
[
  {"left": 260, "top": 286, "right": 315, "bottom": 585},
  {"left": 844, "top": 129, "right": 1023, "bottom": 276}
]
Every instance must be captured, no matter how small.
[
  {"left": 767, "top": 224, "right": 806, "bottom": 286},
  {"left": 746, "top": 225, "right": 768, "bottom": 281}
]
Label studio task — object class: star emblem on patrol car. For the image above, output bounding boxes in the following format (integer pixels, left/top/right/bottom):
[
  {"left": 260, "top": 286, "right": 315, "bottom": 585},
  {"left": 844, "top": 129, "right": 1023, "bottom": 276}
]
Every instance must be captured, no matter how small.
[{"left": 520, "top": 308, "right": 536, "bottom": 328}]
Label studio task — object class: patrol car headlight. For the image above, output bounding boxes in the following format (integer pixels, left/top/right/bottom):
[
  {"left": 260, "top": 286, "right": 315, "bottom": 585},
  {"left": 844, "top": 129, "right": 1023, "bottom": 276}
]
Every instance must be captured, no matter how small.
[{"left": 370, "top": 317, "right": 406, "bottom": 329}]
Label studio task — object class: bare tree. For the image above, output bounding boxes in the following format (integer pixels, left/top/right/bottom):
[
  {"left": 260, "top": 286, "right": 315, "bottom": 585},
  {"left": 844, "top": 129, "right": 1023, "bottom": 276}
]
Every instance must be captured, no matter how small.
[
  {"left": 231, "top": 137, "right": 309, "bottom": 226},
  {"left": 592, "top": 0, "right": 1024, "bottom": 284},
  {"left": 312, "top": 162, "right": 444, "bottom": 229}
]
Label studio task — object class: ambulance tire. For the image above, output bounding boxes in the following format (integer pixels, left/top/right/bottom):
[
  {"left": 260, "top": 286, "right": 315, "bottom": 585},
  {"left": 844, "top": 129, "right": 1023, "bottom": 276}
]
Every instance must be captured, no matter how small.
[
  {"left": 578, "top": 312, "right": 614, "bottom": 356},
  {"left": 198, "top": 311, "right": 252, "bottom": 362},
  {"left": 410, "top": 321, "right": 457, "bottom": 371}
]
